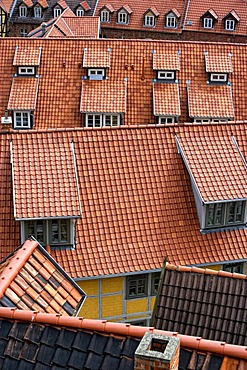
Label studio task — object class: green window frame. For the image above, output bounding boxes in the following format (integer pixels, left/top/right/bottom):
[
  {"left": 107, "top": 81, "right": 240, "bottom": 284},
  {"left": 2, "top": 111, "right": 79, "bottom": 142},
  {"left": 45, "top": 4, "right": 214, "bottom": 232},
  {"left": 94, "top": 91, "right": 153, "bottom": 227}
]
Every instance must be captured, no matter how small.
[{"left": 126, "top": 274, "right": 148, "bottom": 299}]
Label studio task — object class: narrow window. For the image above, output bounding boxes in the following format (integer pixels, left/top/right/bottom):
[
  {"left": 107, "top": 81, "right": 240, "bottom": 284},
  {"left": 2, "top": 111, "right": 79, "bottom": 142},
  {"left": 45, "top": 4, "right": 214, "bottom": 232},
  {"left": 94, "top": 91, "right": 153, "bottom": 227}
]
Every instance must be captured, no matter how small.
[
  {"left": 34, "top": 6, "right": 42, "bottom": 18},
  {"left": 101, "top": 10, "right": 110, "bottom": 22},
  {"left": 118, "top": 11, "right": 128, "bottom": 24},
  {"left": 144, "top": 14, "right": 155, "bottom": 27},
  {"left": 14, "top": 111, "right": 31, "bottom": 129},
  {"left": 54, "top": 7, "right": 61, "bottom": 17},
  {"left": 166, "top": 15, "right": 176, "bottom": 28},
  {"left": 203, "top": 17, "right": 213, "bottom": 28},
  {"left": 206, "top": 203, "right": 224, "bottom": 228},
  {"left": 225, "top": 19, "right": 235, "bottom": 31},
  {"left": 76, "top": 8, "right": 84, "bottom": 16},
  {"left": 151, "top": 272, "right": 161, "bottom": 295},
  {"left": 21, "top": 28, "right": 28, "bottom": 37},
  {"left": 19, "top": 5, "right": 27, "bottom": 17}
]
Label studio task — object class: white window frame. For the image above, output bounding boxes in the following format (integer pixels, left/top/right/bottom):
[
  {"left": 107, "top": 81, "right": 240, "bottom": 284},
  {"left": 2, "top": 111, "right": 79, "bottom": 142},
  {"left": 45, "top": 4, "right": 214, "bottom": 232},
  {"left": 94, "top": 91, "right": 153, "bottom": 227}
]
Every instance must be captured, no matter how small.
[
  {"left": 76, "top": 8, "right": 84, "bottom": 16},
  {"left": 225, "top": 19, "right": 235, "bottom": 31},
  {"left": 34, "top": 6, "right": 42, "bottom": 18},
  {"left": 203, "top": 17, "right": 213, "bottom": 29},
  {"left": 88, "top": 68, "right": 105, "bottom": 79},
  {"left": 194, "top": 119, "right": 210, "bottom": 124},
  {"left": 210, "top": 73, "right": 227, "bottom": 82},
  {"left": 85, "top": 114, "right": 120, "bottom": 128},
  {"left": 158, "top": 117, "right": 175, "bottom": 124},
  {"left": 14, "top": 111, "right": 31, "bottom": 129},
  {"left": 19, "top": 5, "right": 27, "bottom": 17},
  {"left": 117, "top": 10, "right": 128, "bottom": 24},
  {"left": 157, "top": 70, "right": 175, "bottom": 80},
  {"left": 101, "top": 9, "right": 110, "bottom": 22},
  {"left": 211, "top": 119, "right": 228, "bottom": 123},
  {"left": 21, "top": 28, "right": 28, "bottom": 37},
  {"left": 165, "top": 14, "right": 176, "bottom": 28},
  {"left": 144, "top": 14, "right": 155, "bottom": 27},
  {"left": 54, "top": 7, "right": 62, "bottom": 17},
  {"left": 18, "top": 66, "right": 35, "bottom": 75}
]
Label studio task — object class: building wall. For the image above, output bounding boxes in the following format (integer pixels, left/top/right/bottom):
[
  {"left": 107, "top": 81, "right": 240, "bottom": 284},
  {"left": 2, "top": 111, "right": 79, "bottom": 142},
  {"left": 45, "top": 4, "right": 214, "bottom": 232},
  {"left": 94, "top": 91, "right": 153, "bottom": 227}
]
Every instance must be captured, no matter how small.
[
  {"left": 9, "top": 22, "right": 37, "bottom": 37},
  {"left": 0, "top": 8, "right": 7, "bottom": 37}
]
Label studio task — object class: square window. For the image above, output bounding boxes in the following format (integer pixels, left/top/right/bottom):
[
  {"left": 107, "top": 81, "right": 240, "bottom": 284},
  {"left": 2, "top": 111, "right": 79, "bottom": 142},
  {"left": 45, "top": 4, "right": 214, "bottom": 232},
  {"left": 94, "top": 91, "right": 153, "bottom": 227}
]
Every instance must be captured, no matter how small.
[
  {"left": 126, "top": 274, "right": 148, "bottom": 299},
  {"left": 14, "top": 111, "right": 31, "bottom": 129}
]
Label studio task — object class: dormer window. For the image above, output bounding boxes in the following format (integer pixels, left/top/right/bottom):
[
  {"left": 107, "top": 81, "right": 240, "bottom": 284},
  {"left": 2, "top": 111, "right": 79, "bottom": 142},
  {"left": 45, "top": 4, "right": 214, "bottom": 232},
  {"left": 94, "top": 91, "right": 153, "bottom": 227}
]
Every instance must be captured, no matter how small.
[
  {"left": 209, "top": 73, "right": 228, "bottom": 83},
  {"left": 19, "top": 5, "right": 27, "bottom": 17},
  {"left": 88, "top": 68, "right": 105, "bottom": 80},
  {"left": 18, "top": 66, "right": 36, "bottom": 76},
  {"left": 34, "top": 6, "right": 42, "bottom": 18},
  {"left": 157, "top": 70, "right": 175, "bottom": 81},
  {"left": 101, "top": 9, "right": 110, "bottom": 22},
  {"left": 144, "top": 13, "right": 155, "bottom": 27},
  {"left": 54, "top": 7, "right": 62, "bottom": 17},
  {"left": 118, "top": 10, "right": 128, "bottom": 24},
  {"left": 158, "top": 117, "right": 175, "bottom": 124},
  {"left": 165, "top": 13, "right": 176, "bottom": 28},
  {"left": 13, "top": 111, "right": 32, "bottom": 129},
  {"left": 203, "top": 17, "right": 213, "bottom": 29},
  {"left": 76, "top": 8, "right": 84, "bottom": 16},
  {"left": 225, "top": 19, "right": 235, "bottom": 31},
  {"left": 206, "top": 201, "right": 245, "bottom": 229},
  {"left": 85, "top": 114, "right": 121, "bottom": 127}
]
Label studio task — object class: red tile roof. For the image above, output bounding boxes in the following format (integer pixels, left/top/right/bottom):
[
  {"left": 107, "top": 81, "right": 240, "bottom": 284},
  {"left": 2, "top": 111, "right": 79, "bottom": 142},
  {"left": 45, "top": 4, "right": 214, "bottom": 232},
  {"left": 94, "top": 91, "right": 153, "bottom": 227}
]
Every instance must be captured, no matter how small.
[
  {"left": 7, "top": 77, "right": 39, "bottom": 111},
  {"left": 56, "top": 0, "right": 67, "bottom": 10},
  {"left": 176, "top": 132, "right": 247, "bottom": 202},
  {"left": 37, "top": 0, "right": 48, "bottom": 8},
  {"left": 80, "top": 0, "right": 91, "bottom": 11},
  {"left": 187, "top": 85, "right": 234, "bottom": 119},
  {"left": 148, "top": 6, "right": 160, "bottom": 17},
  {"left": 153, "top": 83, "right": 180, "bottom": 117},
  {"left": 80, "top": 79, "right": 127, "bottom": 113},
  {"left": 205, "top": 52, "right": 232, "bottom": 73},
  {"left": 83, "top": 47, "right": 111, "bottom": 68},
  {"left": 22, "top": 0, "right": 33, "bottom": 7},
  {"left": 11, "top": 136, "right": 81, "bottom": 219},
  {"left": 152, "top": 52, "right": 180, "bottom": 71},
  {"left": 13, "top": 46, "right": 42, "bottom": 66},
  {"left": 0, "top": 239, "right": 86, "bottom": 315},
  {"left": 0, "top": 0, "right": 14, "bottom": 12}
]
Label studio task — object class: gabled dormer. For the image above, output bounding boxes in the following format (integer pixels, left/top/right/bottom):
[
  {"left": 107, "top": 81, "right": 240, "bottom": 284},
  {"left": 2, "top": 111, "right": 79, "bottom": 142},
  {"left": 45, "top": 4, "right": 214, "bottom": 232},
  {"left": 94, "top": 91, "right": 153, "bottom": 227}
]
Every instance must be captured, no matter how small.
[
  {"left": 83, "top": 47, "right": 111, "bottom": 80},
  {"left": 201, "top": 9, "right": 218, "bottom": 29},
  {"left": 175, "top": 134, "right": 247, "bottom": 233},
  {"left": 152, "top": 50, "right": 180, "bottom": 83},
  {"left": 99, "top": 3, "right": 114, "bottom": 23},
  {"left": 143, "top": 7, "right": 159, "bottom": 28},
  {"left": 223, "top": 10, "right": 240, "bottom": 31},
  {"left": 33, "top": 4, "right": 42, "bottom": 18},
  {"left": 18, "top": 0, "right": 33, "bottom": 17},
  {"left": 164, "top": 9, "right": 180, "bottom": 29},
  {"left": 117, "top": 5, "right": 132, "bottom": 25},
  {"left": 53, "top": 0, "right": 67, "bottom": 17},
  {"left": 205, "top": 51, "right": 232, "bottom": 85},
  {"left": 75, "top": 1, "right": 90, "bottom": 16}
]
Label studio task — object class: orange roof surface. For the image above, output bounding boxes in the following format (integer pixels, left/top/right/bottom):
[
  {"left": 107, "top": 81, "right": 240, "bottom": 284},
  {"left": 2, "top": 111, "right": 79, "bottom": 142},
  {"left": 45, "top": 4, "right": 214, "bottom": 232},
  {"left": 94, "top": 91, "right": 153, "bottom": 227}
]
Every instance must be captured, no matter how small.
[
  {"left": 7, "top": 77, "right": 39, "bottom": 110},
  {"left": 153, "top": 52, "right": 180, "bottom": 71},
  {"left": 80, "top": 79, "right": 127, "bottom": 113},
  {"left": 0, "top": 239, "right": 86, "bottom": 315},
  {"left": 187, "top": 85, "right": 234, "bottom": 119},
  {"left": 183, "top": 0, "right": 247, "bottom": 36},
  {"left": 153, "top": 83, "right": 180, "bottom": 116},
  {"left": 205, "top": 52, "right": 232, "bottom": 73},
  {"left": 176, "top": 132, "right": 247, "bottom": 202},
  {"left": 0, "top": 39, "right": 247, "bottom": 128},
  {"left": 1, "top": 124, "right": 247, "bottom": 278},
  {"left": 37, "top": 0, "right": 48, "bottom": 8},
  {"left": 0, "top": 0, "right": 13, "bottom": 12},
  {"left": 80, "top": 0, "right": 91, "bottom": 11},
  {"left": 13, "top": 46, "right": 42, "bottom": 66},
  {"left": 11, "top": 136, "right": 81, "bottom": 220}
]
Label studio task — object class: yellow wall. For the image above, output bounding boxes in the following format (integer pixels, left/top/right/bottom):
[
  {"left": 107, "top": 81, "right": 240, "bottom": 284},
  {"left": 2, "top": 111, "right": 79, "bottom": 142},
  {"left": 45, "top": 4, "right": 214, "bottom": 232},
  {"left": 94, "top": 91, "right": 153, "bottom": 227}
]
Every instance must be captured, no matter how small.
[
  {"left": 0, "top": 9, "right": 7, "bottom": 37},
  {"left": 204, "top": 264, "right": 220, "bottom": 271}
]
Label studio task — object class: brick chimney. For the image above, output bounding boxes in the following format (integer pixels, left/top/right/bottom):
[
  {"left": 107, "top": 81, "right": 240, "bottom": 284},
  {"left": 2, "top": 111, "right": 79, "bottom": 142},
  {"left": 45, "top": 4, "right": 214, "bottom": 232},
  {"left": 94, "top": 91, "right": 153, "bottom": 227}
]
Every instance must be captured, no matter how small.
[{"left": 134, "top": 333, "right": 180, "bottom": 370}]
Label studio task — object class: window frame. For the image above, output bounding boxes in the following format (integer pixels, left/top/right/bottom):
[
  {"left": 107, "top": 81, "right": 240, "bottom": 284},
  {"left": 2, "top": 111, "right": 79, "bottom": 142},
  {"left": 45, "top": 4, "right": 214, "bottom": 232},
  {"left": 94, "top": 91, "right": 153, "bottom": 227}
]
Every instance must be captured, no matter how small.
[
  {"left": 85, "top": 114, "right": 121, "bottom": 128},
  {"left": 205, "top": 201, "right": 245, "bottom": 229},
  {"left": 225, "top": 19, "right": 235, "bottom": 31},
  {"left": 21, "top": 28, "right": 28, "bottom": 37},
  {"left": 144, "top": 14, "right": 155, "bottom": 27},
  {"left": 54, "top": 7, "right": 62, "bottom": 17},
  {"left": 13, "top": 111, "right": 31, "bottom": 129},
  {"left": 222, "top": 262, "right": 245, "bottom": 274},
  {"left": 126, "top": 274, "right": 148, "bottom": 299},
  {"left": 203, "top": 17, "right": 213, "bottom": 29},
  {"left": 165, "top": 14, "right": 176, "bottom": 28},
  {"left": 158, "top": 116, "right": 175, "bottom": 124},
  {"left": 17, "top": 66, "right": 36, "bottom": 76},
  {"left": 210, "top": 73, "right": 228, "bottom": 83},
  {"left": 34, "top": 5, "right": 42, "bottom": 18},
  {"left": 88, "top": 68, "right": 105, "bottom": 79},
  {"left": 117, "top": 10, "right": 128, "bottom": 24},
  {"left": 100, "top": 9, "right": 110, "bottom": 22},
  {"left": 19, "top": 5, "right": 27, "bottom": 17},
  {"left": 76, "top": 8, "right": 84, "bottom": 16},
  {"left": 157, "top": 70, "right": 175, "bottom": 80}
]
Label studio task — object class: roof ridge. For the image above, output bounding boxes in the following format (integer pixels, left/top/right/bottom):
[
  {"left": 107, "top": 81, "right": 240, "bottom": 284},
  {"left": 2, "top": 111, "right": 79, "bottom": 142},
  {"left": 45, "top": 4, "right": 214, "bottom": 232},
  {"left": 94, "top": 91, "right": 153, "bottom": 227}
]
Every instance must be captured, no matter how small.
[
  {"left": 0, "top": 239, "right": 39, "bottom": 298},
  {"left": 166, "top": 263, "right": 247, "bottom": 279},
  {"left": 0, "top": 307, "right": 246, "bottom": 359}
]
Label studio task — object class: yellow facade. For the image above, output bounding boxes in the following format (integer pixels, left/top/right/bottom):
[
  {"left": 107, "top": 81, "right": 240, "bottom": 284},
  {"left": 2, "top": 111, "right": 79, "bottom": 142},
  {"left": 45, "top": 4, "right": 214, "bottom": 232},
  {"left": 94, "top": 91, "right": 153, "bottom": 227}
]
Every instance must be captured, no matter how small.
[
  {"left": 126, "top": 298, "right": 148, "bottom": 314},
  {"left": 0, "top": 8, "right": 7, "bottom": 37},
  {"left": 102, "top": 294, "right": 122, "bottom": 317}
]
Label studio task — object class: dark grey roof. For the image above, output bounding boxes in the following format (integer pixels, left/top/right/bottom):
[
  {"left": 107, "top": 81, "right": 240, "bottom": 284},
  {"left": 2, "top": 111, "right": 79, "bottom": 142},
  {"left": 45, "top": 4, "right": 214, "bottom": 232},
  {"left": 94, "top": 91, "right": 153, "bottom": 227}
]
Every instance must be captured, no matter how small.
[{"left": 152, "top": 265, "right": 247, "bottom": 346}]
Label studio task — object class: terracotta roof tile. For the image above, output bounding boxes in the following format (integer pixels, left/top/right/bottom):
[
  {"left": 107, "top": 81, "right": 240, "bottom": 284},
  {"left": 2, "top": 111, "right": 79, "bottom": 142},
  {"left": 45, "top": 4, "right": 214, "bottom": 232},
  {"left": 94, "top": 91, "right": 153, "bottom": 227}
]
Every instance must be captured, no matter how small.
[
  {"left": 205, "top": 52, "right": 232, "bottom": 73},
  {"left": 11, "top": 138, "right": 81, "bottom": 219},
  {"left": 13, "top": 46, "right": 42, "bottom": 66},
  {"left": 80, "top": 0, "right": 91, "bottom": 11},
  {"left": 168, "top": 8, "right": 181, "bottom": 18},
  {"left": 37, "top": 0, "right": 48, "bottom": 8},
  {"left": 148, "top": 6, "right": 160, "bottom": 17},
  {"left": 176, "top": 132, "right": 247, "bottom": 202},
  {"left": 0, "top": 239, "right": 86, "bottom": 315},
  {"left": 225, "top": 9, "right": 240, "bottom": 22},
  {"left": 187, "top": 85, "right": 234, "bottom": 119},
  {"left": 22, "top": 0, "right": 33, "bottom": 7},
  {"left": 7, "top": 77, "right": 39, "bottom": 111},
  {"left": 83, "top": 47, "right": 111, "bottom": 68},
  {"left": 80, "top": 79, "right": 127, "bottom": 113},
  {"left": 203, "top": 8, "right": 218, "bottom": 19},
  {"left": 153, "top": 52, "right": 180, "bottom": 71},
  {"left": 101, "top": 2, "right": 114, "bottom": 12},
  {"left": 56, "top": 0, "right": 67, "bottom": 10},
  {"left": 0, "top": 0, "right": 14, "bottom": 12},
  {"left": 153, "top": 83, "right": 180, "bottom": 116},
  {"left": 121, "top": 4, "right": 132, "bottom": 14}
]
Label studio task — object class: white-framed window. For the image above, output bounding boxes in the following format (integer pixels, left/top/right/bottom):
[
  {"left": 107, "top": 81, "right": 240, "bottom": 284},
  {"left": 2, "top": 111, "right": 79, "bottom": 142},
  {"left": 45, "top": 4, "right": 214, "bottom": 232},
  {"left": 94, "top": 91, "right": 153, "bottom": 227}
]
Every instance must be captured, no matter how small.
[
  {"left": 19, "top": 5, "right": 27, "bottom": 17},
  {"left": 85, "top": 114, "right": 120, "bottom": 127},
  {"left": 203, "top": 17, "right": 213, "bottom": 29},
  {"left": 34, "top": 6, "right": 42, "bottom": 18},
  {"left": 14, "top": 111, "right": 31, "bottom": 129},
  {"left": 18, "top": 66, "right": 35, "bottom": 75},
  {"left": 20, "top": 28, "right": 28, "bottom": 37},
  {"left": 157, "top": 70, "right": 175, "bottom": 80},
  {"left": 205, "top": 201, "right": 245, "bottom": 229},
  {"left": 144, "top": 14, "right": 155, "bottom": 27},
  {"left": 158, "top": 117, "right": 175, "bottom": 124},
  {"left": 165, "top": 14, "right": 176, "bottom": 28},
  {"left": 211, "top": 119, "right": 228, "bottom": 123},
  {"left": 210, "top": 73, "right": 227, "bottom": 82},
  {"left": 76, "top": 8, "right": 84, "bottom": 16},
  {"left": 54, "top": 7, "right": 62, "bottom": 17},
  {"left": 24, "top": 219, "right": 74, "bottom": 247},
  {"left": 88, "top": 68, "right": 105, "bottom": 80},
  {"left": 100, "top": 9, "right": 110, "bottom": 22},
  {"left": 117, "top": 10, "right": 128, "bottom": 24},
  {"left": 225, "top": 19, "right": 235, "bottom": 31}
]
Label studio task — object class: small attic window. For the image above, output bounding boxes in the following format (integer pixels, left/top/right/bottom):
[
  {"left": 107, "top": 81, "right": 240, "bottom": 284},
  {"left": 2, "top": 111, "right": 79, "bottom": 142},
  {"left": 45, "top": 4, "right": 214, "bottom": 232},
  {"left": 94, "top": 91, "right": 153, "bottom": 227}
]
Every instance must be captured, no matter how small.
[
  {"left": 54, "top": 7, "right": 62, "bottom": 17},
  {"left": 13, "top": 111, "right": 32, "bottom": 129},
  {"left": 209, "top": 73, "right": 228, "bottom": 83},
  {"left": 117, "top": 10, "right": 128, "bottom": 24},
  {"left": 18, "top": 66, "right": 36, "bottom": 76},
  {"left": 88, "top": 68, "right": 105, "bottom": 80},
  {"left": 76, "top": 8, "right": 84, "bottom": 16},
  {"left": 157, "top": 70, "right": 175, "bottom": 80},
  {"left": 34, "top": 6, "right": 42, "bottom": 18},
  {"left": 165, "top": 12, "right": 177, "bottom": 28},
  {"left": 205, "top": 201, "right": 245, "bottom": 229},
  {"left": 19, "top": 5, "right": 27, "bottom": 17},
  {"left": 101, "top": 9, "right": 110, "bottom": 22},
  {"left": 158, "top": 117, "right": 175, "bottom": 124},
  {"left": 225, "top": 19, "right": 235, "bottom": 31},
  {"left": 144, "top": 13, "right": 155, "bottom": 27},
  {"left": 203, "top": 18, "right": 213, "bottom": 28}
]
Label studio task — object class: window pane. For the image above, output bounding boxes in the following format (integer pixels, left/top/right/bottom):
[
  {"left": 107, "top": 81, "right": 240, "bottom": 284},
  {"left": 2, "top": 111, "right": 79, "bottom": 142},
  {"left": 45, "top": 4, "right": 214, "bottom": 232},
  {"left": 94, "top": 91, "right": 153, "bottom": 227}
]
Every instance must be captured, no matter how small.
[
  {"left": 60, "top": 220, "right": 68, "bottom": 242},
  {"left": 112, "top": 116, "right": 119, "bottom": 126},
  {"left": 94, "top": 115, "right": 101, "bottom": 127},
  {"left": 22, "top": 112, "right": 29, "bottom": 127},
  {"left": 137, "top": 279, "right": 145, "bottom": 294},
  {"left": 104, "top": 115, "right": 111, "bottom": 126},
  {"left": 129, "top": 281, "right": 137, "bottom": 296},
  {"left": 27, "top": 221, "right": 35, "bottom": 237},
  {"left": 51, "top": 220, "right": 59, "bottom": 243},
  {"left": 87, "top": 115, "right": 94, "bottom": 127},
  {"left": 215, "top": 203, "right": 223, "bottom": 225},
  {"left": 15, "top": 112, "right": 22, "bottom": 126},
  {"left": 36, "top": 220, "right": 44, "bottom": 243}
]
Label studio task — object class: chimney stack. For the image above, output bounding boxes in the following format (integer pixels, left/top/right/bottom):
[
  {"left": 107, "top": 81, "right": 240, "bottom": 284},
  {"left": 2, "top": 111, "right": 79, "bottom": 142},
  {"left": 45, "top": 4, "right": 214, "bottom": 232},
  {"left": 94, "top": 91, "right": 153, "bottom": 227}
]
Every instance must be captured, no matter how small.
[
  {"left": 134, "top": 333, "right": 180, "bottom": 370},
  {"left": 41, "top": 22, "right": 47, "bottom": 36}
]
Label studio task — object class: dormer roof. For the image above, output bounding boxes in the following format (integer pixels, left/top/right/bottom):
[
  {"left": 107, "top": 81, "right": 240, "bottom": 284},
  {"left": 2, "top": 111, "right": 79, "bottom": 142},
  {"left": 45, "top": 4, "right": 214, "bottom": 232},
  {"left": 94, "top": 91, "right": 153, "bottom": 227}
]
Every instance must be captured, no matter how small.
[
  {"left": 13, "top": 46, "right": 42, "bottom": 66},
  {"left": 205, "top": 52, "right": 232, "bottom": 73},
  {"left": 201, "top": 8, "right": 218, "bottom": 20},
  {"left": 223, "top": 9, "right": 240, "bottom": 22},
  {"left": 153, "top": 83, "right": 180, "bottom": 117},
  {"left": 35, "top": 0, "right": 48, "bottom": 9},
  {"left": 118, "top": 4, "right": 132, "bottom": 14},
  {"left": 78, "top": 0, "right": 90, "bottom": 11},
  {"left": 145, "top": 6, "right": 159, "bottom": 17},
  {"left": 153, "top": 52, "right": 180, "bottom": 70},
  {"left": 164, "top": 8, "right": 180, "bottom": 18},
  {"left": 7, "top": 77, "right": 39, "bottom": 110},
  {"left": 100, "top": 2, "right": 114, "bottom": 12},
  {"left": 54, "top": 0, "right": 67, "bottom": 9},
  {"left": 19, "top": 0, "right": 33, "bottom": 8},
  {"left": 83, "top": 47, "right": 111, "bottom": 68}
]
